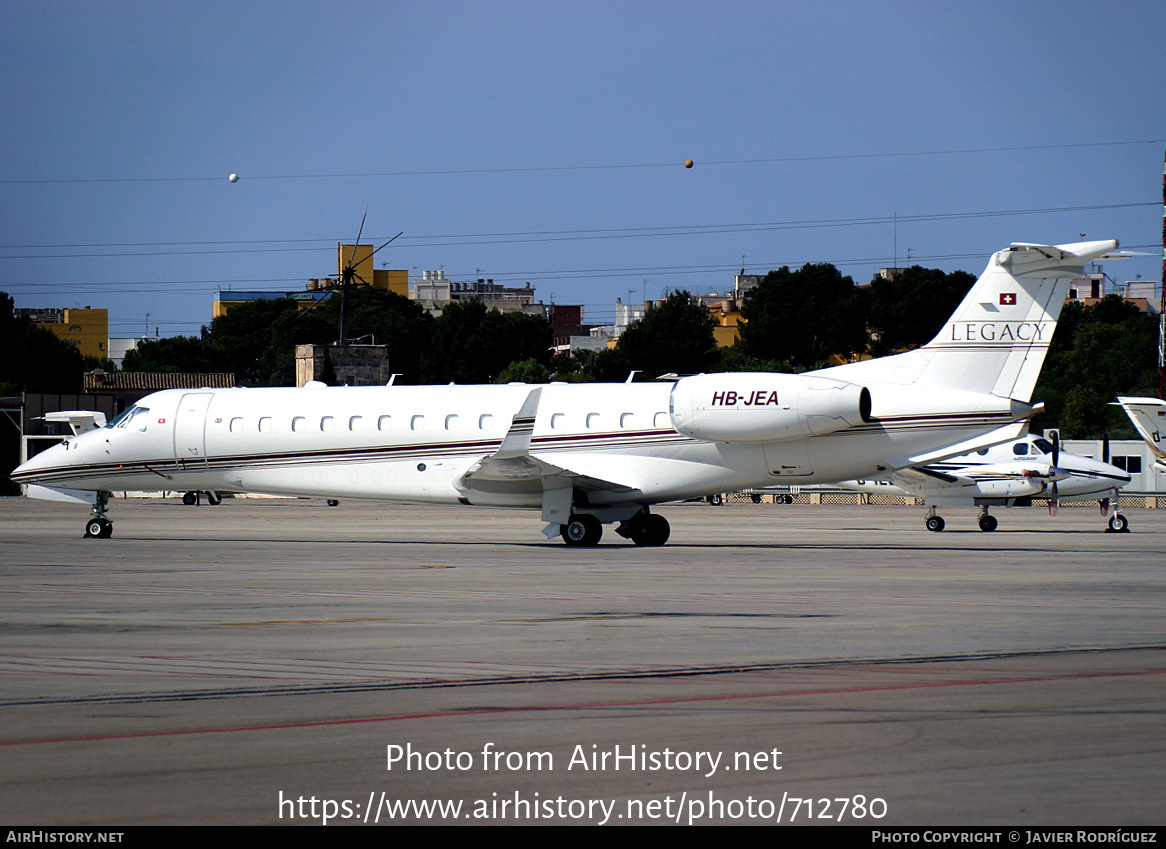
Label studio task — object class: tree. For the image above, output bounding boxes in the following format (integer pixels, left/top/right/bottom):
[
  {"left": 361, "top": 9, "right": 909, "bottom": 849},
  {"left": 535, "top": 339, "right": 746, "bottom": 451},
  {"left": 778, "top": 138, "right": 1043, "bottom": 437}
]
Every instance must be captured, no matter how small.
[
  {"left": 318, "top": 287, "right": 435, "bottom": 384},
  {"left": 208, "top": 297, "right": 330, "bottom": 386},
  {"left": 496, "top": 358, "right": 550, "bottom": 384},
  {"left": 425, "top": 300, "right": 551, "bottom": 384},
  {"left": 549, "top": 347, "right": 633, "bottom": 383},
  {"left": 866, "top": 266, "right": 973, "bottom": 356},
  {"left": 616, "top": 291, "right": 718, "bottom": 377},
  {"left": 740, "top": 264, "right": 868, "bottom": 369},
  {"left": 1032, "top": 296, "right": 1159, "bottom": 438},
  {"left": 0, "top": 293, "right": 84, "bottom": 394},
  {"left": 122, "top": 335, "right": 224, "bottom": 374}
]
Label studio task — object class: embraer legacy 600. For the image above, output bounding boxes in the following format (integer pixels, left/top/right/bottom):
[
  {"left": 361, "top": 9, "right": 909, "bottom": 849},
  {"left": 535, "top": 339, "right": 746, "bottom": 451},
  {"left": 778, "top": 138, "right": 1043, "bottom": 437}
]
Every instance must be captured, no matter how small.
[{"left": 13, "top": 240, "right": 1118, "bottom": 546}]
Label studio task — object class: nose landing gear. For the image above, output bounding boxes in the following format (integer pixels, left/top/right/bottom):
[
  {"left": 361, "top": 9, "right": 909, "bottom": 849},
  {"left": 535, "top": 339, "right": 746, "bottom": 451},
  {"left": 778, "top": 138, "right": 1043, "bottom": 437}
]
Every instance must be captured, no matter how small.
[{"left": 83, "top": 492, "right": 113, "bottom": 539}]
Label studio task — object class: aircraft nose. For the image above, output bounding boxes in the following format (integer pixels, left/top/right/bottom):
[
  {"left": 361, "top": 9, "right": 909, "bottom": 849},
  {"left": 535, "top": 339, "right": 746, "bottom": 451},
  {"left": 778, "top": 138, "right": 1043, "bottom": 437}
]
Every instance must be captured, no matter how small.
[{"left": 11, "top": 441, "right": 69, "bottom": 485}]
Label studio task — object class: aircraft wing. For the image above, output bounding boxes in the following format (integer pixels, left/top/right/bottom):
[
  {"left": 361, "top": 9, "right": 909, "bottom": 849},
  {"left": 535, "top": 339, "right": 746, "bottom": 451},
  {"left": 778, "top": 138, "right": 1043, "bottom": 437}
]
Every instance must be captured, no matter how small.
[
  {"left": 888, "top": 421, "right": 1027, "bottom": 469},
  {"left": 895, "top": 466, "right": 967, "bottom": 487},
  {"left": 457, "top": 388, "right": 637, "bottom": 496}
]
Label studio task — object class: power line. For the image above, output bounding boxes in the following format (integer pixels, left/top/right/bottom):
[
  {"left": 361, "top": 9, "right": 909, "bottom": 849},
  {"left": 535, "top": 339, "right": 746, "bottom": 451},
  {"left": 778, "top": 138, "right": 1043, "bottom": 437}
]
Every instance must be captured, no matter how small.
[
  {"left": 2, "top": 139, "right": 1161, "bottom": 185},
  {"left": 1, "top": 202, "right": 1155, "bottom": 260}
]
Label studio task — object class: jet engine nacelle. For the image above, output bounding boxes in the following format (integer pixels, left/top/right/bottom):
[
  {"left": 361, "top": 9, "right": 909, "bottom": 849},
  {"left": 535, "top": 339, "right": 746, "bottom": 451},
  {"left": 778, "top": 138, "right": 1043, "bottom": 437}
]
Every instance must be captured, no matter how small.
[{"left": 669, "top": 373, "right": 872, "bottom": 443}]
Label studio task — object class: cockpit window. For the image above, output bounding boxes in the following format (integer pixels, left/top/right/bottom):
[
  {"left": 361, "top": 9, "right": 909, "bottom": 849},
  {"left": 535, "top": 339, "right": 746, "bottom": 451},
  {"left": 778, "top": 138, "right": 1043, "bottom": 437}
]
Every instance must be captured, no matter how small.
[
  {"left": 106, "top": 405, "right": 150, "bottom": 432},
  {"left": 1031, "top": 438, "right": 1054, "bottom": 455}
]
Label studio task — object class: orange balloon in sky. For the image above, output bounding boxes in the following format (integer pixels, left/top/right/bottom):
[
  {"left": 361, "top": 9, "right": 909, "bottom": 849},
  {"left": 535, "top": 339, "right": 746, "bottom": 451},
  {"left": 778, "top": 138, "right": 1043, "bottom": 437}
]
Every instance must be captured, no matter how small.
[{"left": 684, "top": 159, "right": 694, "bottom": 168}]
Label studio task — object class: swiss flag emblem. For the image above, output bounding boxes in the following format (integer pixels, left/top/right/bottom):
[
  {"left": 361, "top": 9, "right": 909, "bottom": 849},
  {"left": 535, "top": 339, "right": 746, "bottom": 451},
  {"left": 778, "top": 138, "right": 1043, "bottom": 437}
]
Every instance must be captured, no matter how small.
[{"left": 1000, "top": 293, "right": 1017, "bottom": 305}]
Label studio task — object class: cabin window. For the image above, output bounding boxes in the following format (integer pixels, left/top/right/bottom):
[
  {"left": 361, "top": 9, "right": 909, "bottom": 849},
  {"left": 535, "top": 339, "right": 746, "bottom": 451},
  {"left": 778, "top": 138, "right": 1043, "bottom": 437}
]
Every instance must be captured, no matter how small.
[
  {"left": 230, "top": 417, "right": 244, "bottom": 433},
  {"left": 258, "top": 417, "right": 272, "bottom": 433},
  {"left": 378, "top": 415, "right": 391, "bottom": 431},
  {"left": 653, "top": 412, "right": 668, "bottom": 429},
  {"left": 292, "top": 416, "right": 306, "bottom": 432},
  {"left": 550, "top": 413, "right": 564, "bottom": 430},
  {"left": 445, "top": 414, "right": 458, "bottom": 430},
  {"left": 349, "top": 416, "right": 363, "bottom": 432},
  {"left": 620, "top": 412, "right": 634, "bottom": 428},
  {"left": 1013, "top": 443, "right": 1028, "bottom": 456},
  {"left": 411, "top": 415, "right": 425, "bottom": 431},
  {"left": 321, "top": 416, "right": 335, "bottom": 432},
  {"left": 479, "top": 414, "right": 493, "bottom": 430},
  {"left": 586, "top": 413, "right": 600, "bottom": 429}
]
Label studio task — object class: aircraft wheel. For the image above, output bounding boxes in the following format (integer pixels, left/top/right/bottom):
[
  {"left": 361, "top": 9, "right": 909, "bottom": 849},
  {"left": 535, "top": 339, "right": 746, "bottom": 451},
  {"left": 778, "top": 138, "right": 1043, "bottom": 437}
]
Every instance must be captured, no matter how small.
[
  {"left": 182, "top": 491, "right": 197, "bottom": 506},
  {"left": 561, "top": 514, "right": 602, "bottom": 547},
  {"left": 781, "top": 494, "right": 794, "bottom": 504},
  {"left": 925, "top": 515, "right": 945, "bottom": 533},
  {"left": 84, "top": 518, "right": 112, "bottom": 539},
  {"left": 750, "top": 493, "right": 762, "bottom": 503},
  {"left": 1107, "top": 514, "right": 1129, "bottom": 533},
  {"left": 326, "top": 499, "right": 340, "bottom": 507},
  {"left": 978, "top": 514, "right": 998, "bottom": 532},
  {"left": 709, "top": 494, "right": 723, "bottom": 506},
  {"left": 630, "top": 514, "right": 670, "bottom": 547}
]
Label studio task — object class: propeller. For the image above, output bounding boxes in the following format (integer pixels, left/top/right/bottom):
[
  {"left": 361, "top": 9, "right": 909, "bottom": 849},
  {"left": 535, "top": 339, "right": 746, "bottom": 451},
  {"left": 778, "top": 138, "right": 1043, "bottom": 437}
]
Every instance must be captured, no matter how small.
[
  {"left": 1099, "top": 433, "right": 1111, "bottom": 515},
  {"left": 1048, "top": 431, "right": 1060, "bottom": 516}
]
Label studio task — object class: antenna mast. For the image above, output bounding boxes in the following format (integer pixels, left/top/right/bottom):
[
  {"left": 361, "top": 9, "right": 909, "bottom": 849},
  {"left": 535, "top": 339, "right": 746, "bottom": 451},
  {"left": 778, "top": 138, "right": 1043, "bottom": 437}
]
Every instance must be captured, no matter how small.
[{"left": 1159, "top": 145, "right": 1165, "bottom": 398}]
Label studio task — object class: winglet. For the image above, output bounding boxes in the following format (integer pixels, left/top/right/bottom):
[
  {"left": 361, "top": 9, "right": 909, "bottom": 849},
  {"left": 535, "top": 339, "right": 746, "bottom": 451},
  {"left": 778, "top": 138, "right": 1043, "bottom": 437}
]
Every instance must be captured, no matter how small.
[{"left": 493, "top": 388, "right": 541, "bottom": 460}]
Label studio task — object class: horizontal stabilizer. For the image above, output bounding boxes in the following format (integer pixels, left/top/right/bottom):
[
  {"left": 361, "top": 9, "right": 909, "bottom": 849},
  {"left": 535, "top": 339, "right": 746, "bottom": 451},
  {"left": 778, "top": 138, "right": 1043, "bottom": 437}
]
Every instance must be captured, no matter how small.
[{"left": 1001, "top": 240, "right": 1118, "bottom": 277}]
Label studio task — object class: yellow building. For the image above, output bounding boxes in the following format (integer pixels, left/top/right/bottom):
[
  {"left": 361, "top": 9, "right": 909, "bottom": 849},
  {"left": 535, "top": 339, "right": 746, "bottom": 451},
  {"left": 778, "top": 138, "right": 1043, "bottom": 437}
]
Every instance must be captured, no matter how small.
[
  {"left": 337, "top": 244, "right": 409, "bottom": 296},
  {"left": 705, "top": 298, "right": 744, "bottom": 348},
  {"left": 212, "top": 245, "right": 409, "bottom": 318},
  {"left": 31, "top": 307, "right": 109, "bottom": 359}
]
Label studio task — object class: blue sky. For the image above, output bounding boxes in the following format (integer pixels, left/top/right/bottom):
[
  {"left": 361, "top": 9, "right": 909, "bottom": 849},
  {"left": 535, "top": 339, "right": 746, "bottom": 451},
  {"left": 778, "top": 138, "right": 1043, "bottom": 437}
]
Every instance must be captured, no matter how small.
[{"left": 2, "top": 0, "right": 1164, "bottom": 339}]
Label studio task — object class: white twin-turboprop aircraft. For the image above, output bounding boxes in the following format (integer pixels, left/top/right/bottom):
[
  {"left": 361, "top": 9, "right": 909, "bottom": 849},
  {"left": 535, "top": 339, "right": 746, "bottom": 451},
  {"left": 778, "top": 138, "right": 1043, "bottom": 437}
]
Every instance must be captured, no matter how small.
[
  {"left": 12, "top": 239, "right": 1119, "bottom": 546},
  {"left": 835, "top": 432, "right": 1131, "bottom": 533}
]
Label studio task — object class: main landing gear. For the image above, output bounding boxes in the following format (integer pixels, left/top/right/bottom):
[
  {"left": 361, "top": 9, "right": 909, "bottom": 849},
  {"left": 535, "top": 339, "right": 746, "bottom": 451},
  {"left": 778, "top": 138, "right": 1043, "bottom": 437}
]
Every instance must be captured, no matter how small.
[
  {"left": 925, "top": 506, "right": 997, "bottom": 532},
  {"left": 182, "top": 491, "right": 223, "bottom": 506},
  {"left": 83, "top": 492, "right": 113, "bottom": 539},
  {"left": 619, "top": 512, "right": 671, "bottom": 547},
  {"left": 924, "top": 506, "right": 945, "bottom": 532},
  {"left": 560, "top": 513, "right": 602, "bottom": 547},
  {"left": 559, "top": 510, "right": 672, "bottom": 547}
]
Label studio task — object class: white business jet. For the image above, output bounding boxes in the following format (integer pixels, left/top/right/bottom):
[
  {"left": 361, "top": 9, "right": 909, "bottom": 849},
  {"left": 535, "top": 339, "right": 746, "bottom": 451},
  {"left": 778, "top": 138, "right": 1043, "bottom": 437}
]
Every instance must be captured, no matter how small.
[
  {"left": 12, "top": 239, "right": 1119, "bottom": 546},
  {"left": 836, "top": 432, "right": 1131, "bottom": 532},
  {"left": 1114, "top": 396, "right": 1166, "bottom": 471}
]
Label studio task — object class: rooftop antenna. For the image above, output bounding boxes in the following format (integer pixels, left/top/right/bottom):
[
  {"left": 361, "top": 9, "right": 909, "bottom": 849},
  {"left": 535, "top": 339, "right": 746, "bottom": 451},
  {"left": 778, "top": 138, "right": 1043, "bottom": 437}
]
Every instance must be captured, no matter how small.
[
  {"left": 1159, "top": 146, "right": 1165, "bottom": 398},
  {"left": 893, "top": 211, "right": 898, "bottom": 272}
]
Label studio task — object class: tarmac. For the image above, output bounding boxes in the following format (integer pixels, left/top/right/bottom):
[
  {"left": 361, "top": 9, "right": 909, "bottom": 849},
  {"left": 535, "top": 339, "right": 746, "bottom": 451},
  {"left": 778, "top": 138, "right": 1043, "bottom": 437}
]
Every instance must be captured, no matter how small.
[{"left": 0, "top": 496, "right": 1163, "bottom": 826}]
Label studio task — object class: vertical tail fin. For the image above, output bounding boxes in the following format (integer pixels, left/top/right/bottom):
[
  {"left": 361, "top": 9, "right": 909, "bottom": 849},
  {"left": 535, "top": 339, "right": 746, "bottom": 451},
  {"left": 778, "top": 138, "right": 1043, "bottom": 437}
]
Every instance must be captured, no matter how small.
[
  {"left": 824, "top": 240, "right": 1118, "bottom": 399},
  {"left": 1115, "top": 396, "right": 1166, "bottom": 467}
]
